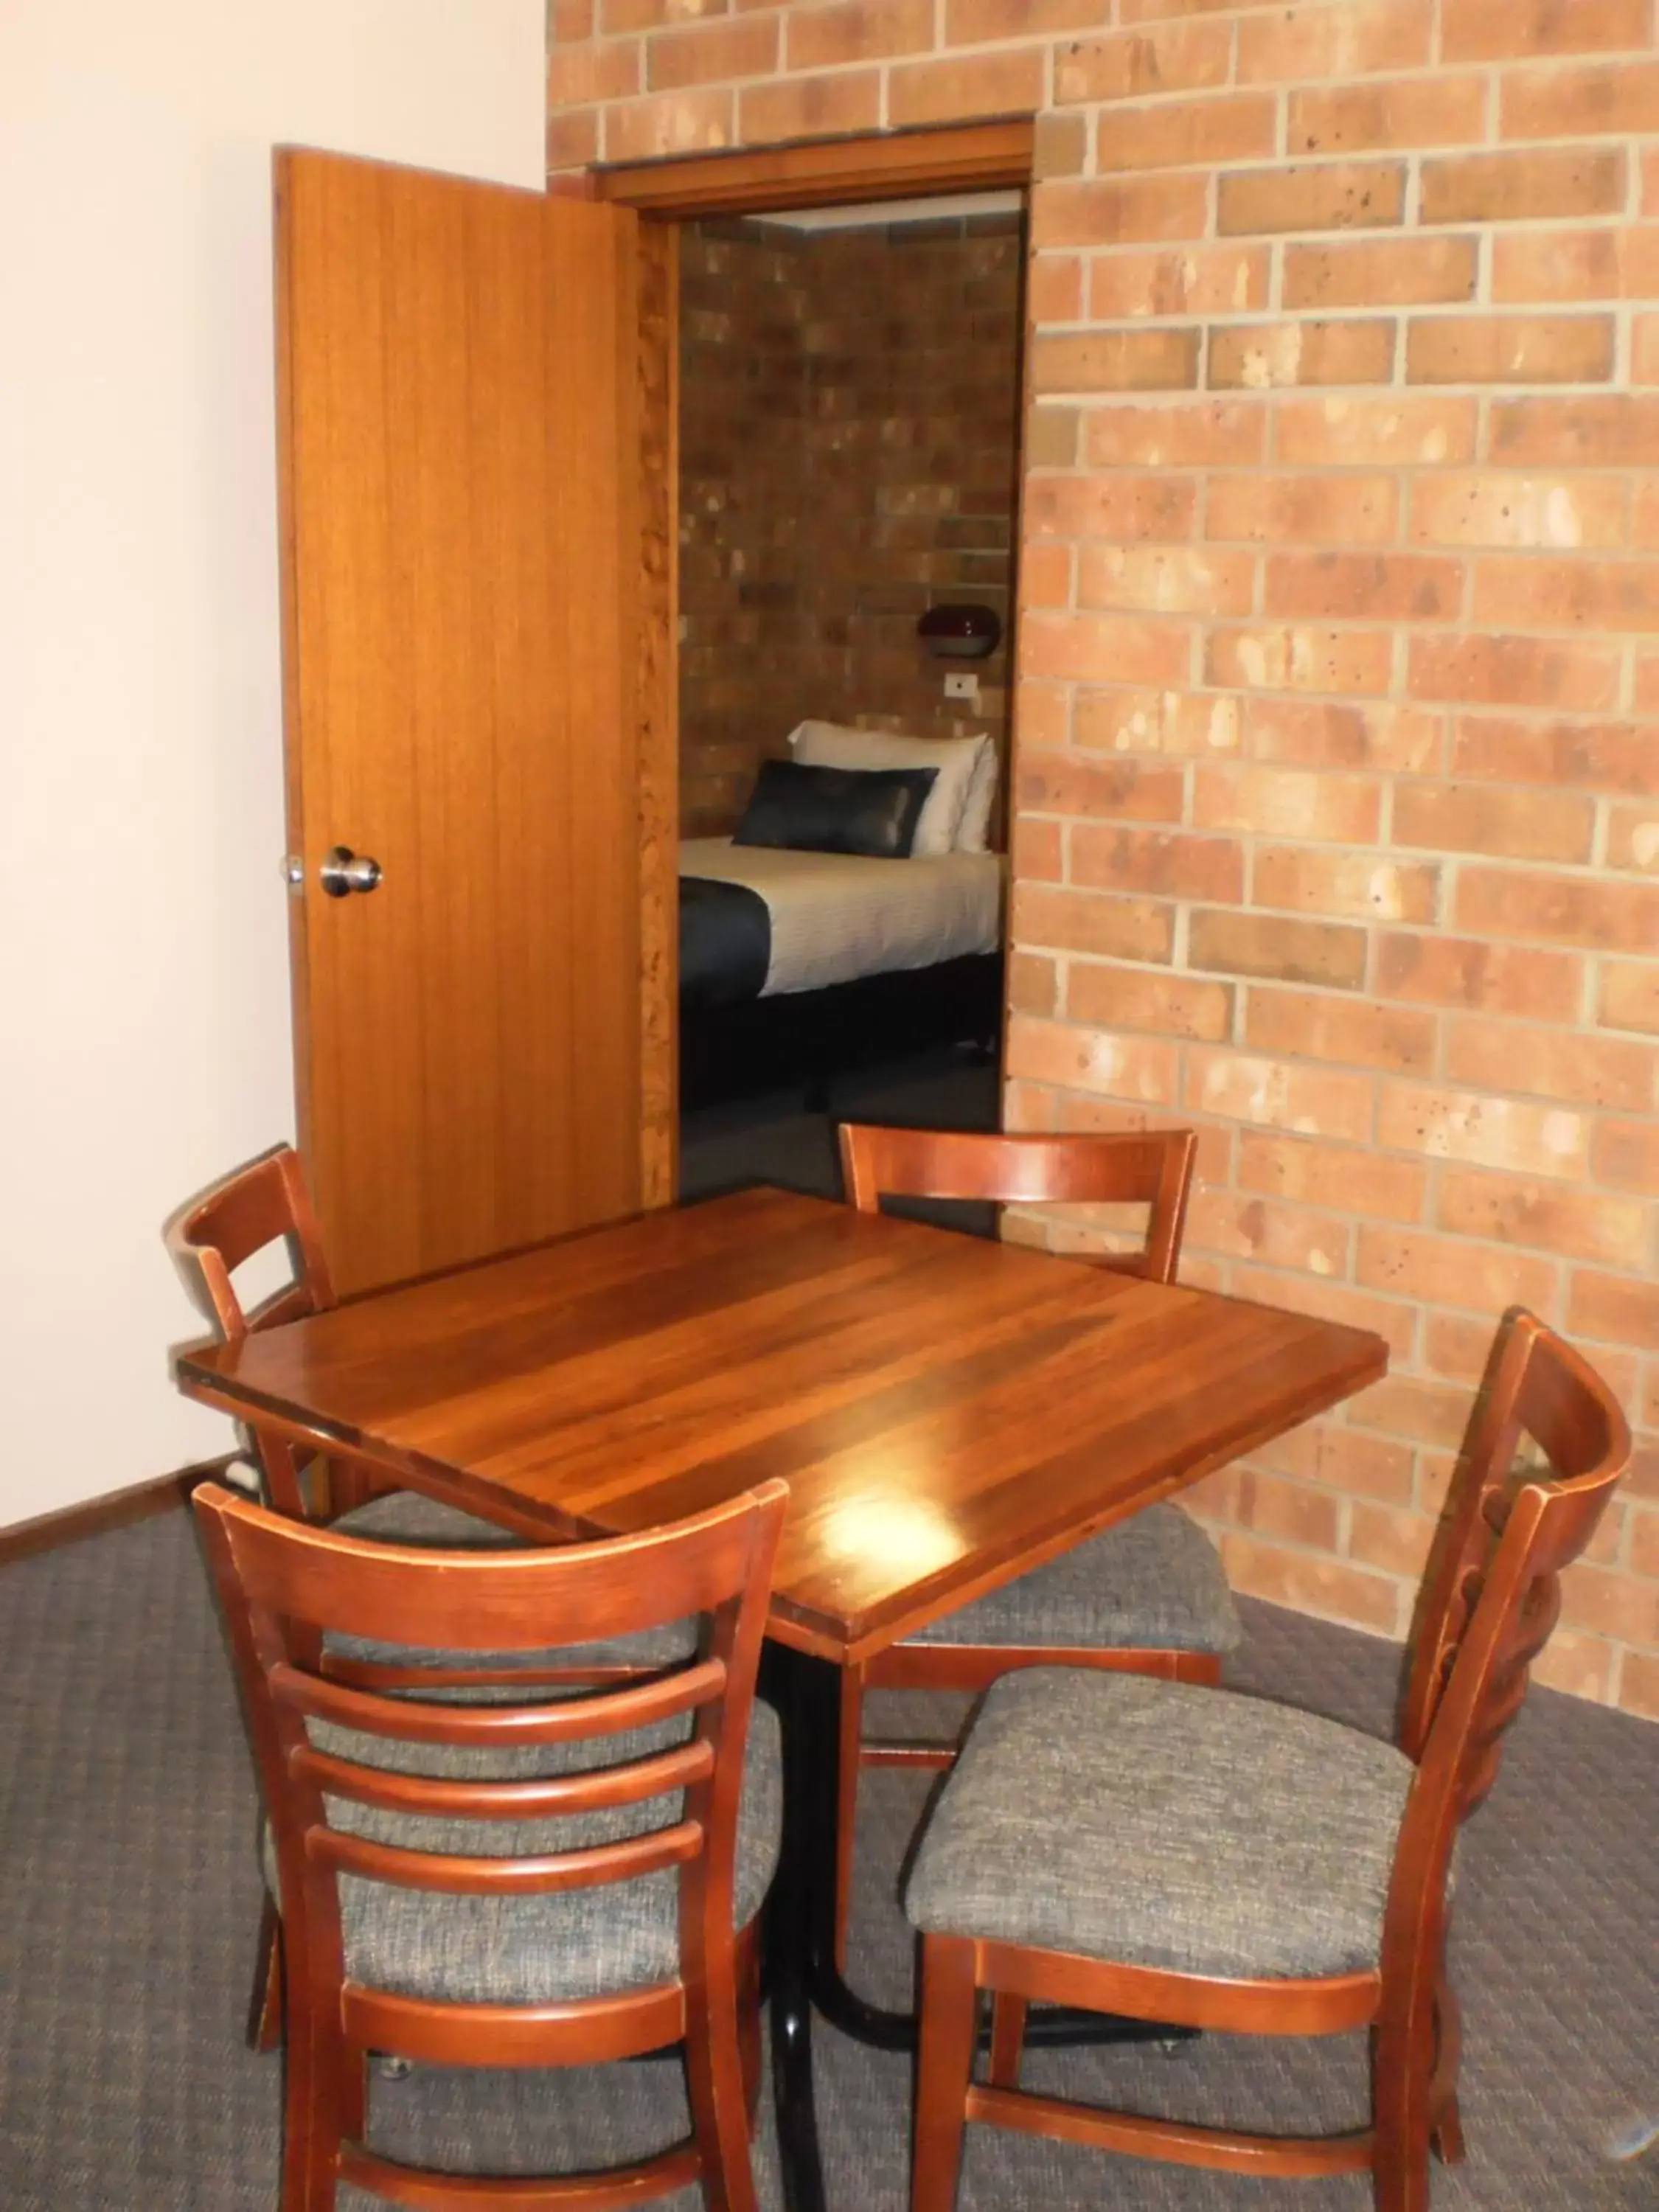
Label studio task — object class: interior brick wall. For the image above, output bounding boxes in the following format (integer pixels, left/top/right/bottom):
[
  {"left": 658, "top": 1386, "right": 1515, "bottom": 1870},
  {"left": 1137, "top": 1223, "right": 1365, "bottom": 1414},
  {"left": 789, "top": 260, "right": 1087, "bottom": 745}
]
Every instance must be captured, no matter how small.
[
  {"left": 550, "top": 0, "right": 1659, "bottom": 1722},
  {"left": 678, "top": 212, "right": 1023, "bottom": 837}
]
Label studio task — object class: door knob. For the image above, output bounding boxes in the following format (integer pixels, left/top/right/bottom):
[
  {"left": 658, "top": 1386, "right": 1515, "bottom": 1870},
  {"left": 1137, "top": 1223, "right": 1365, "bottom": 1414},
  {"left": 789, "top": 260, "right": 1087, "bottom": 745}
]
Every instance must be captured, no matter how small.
[{"left": 319, "top": 846, "right": 383, "bottom": 898}]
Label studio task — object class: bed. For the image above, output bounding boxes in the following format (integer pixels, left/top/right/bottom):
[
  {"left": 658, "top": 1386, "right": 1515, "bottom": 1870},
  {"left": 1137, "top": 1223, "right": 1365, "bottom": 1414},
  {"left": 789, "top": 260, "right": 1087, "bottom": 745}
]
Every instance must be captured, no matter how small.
[{"left": 678, "top": 720, "right": 1007, "bottom": 1110}]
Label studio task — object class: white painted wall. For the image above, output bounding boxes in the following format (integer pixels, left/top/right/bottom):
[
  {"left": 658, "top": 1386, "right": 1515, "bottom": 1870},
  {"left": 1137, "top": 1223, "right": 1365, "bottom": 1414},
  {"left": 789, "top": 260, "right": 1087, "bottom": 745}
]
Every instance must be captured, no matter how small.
[{"left": 0, "top": 1, "right": 546, "bottom": 1523}]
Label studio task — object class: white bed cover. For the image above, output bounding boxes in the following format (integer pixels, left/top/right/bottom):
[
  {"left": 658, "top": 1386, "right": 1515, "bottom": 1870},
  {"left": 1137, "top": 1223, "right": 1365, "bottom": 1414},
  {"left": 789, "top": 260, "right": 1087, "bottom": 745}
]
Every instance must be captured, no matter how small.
[{"left": 680, "top": 838, "right": 1004, "bottom": 998}]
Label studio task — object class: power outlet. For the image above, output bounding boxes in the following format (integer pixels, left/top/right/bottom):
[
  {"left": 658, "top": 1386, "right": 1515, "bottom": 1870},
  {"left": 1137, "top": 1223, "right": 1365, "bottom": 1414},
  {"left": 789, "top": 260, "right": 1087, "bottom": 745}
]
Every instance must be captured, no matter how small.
[{"left": 942, "top": 670, "right": 980, "bottom": 704}]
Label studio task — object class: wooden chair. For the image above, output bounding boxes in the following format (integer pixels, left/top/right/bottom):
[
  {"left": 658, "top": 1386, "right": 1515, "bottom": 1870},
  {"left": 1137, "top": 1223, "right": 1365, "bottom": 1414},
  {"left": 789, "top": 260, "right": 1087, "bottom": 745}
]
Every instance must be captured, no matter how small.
[
  {"left": 832, "top": 1124, "right": 1236, "bottom": 1966},
  {"left": 170, "top": 1144, "right": 420, "bottom": 1528},
  {"left": 171, "top": 1143, "right": 334, "bottom": 1514},
  {"left": 169, "top": 1144, "right": 700, "bottom": 2046},
  {"left": 170, "top": 1141, "right": 691, "bottom": 1570},
  {"left": 193, "top": 1474, "right": 787, "bottom": 2212},
  {"left": 902, "top": 1310, "right": 1632, "bottom": 2212}
]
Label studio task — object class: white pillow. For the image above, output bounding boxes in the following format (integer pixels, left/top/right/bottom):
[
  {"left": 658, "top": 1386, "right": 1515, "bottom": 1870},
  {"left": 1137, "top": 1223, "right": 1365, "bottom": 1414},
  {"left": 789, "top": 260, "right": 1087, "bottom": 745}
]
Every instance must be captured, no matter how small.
[
  {"left": 955, "top": 743, "right": 1000, "bottom": 854},
  {"left": 787, "top": 720, "right": 990, "bottom": 859}
]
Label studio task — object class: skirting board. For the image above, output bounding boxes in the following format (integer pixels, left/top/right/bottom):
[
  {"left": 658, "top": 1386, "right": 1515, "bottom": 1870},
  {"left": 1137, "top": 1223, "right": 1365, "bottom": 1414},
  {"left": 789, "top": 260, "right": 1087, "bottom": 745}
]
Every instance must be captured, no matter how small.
[{"left": 0, "top": 1455, "right": 238, "bottom": 1569}]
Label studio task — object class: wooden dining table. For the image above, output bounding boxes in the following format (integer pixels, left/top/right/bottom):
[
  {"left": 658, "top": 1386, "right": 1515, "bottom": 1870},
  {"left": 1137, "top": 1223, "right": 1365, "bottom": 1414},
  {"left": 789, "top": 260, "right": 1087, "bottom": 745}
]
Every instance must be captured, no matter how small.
[{"left": 177, "top": 1183, "right": 1389, "bottom": 2212}]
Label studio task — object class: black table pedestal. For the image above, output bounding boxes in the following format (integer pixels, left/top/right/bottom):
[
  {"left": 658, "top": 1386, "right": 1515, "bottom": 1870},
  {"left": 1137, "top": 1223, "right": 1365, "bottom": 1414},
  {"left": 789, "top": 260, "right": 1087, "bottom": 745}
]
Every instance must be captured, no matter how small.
[
  {"left": 759, "top": 1644, "right": 1191, "bottom": 2212},
  {"left": 761, "top": 1644, "right": 832, "bottom": 2212}
]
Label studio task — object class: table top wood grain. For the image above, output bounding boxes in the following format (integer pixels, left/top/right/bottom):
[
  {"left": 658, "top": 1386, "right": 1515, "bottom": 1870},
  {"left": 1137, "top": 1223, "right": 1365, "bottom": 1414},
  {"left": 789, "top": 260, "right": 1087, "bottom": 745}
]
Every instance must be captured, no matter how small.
[{"left": 177, "top": 1187, "right": 1389, "bottom": 1663}]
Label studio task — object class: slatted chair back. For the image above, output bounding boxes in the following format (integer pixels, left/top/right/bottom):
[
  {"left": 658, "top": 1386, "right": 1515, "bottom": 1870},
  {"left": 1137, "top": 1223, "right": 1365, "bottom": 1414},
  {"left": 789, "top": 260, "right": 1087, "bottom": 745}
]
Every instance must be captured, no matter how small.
[
  {"left": 193, "top": 1476, "right": 787, "bottom": 2203},
  {"left": 171, "top": 1143, "right": 335, "bottom": 1338},
  {"left": 1399, "top": 1310, "right": 1629, "bottom": 1782},
  {"left": 1380, "top": 1312, "right": 1630, "bottom": 2104},
  {"left": 168, "top": 1146, "right": 336, "bottom": 1519},
  {"left": 837, "top": 1125, "right": 1197, "bottom": 1284}
]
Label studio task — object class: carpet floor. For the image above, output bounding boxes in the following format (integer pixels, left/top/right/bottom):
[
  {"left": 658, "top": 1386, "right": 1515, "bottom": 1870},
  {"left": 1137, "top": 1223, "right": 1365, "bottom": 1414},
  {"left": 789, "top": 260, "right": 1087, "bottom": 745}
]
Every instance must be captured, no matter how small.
[{"left": 1, "top": 1509, "right": 1652, "bottom": 2210}]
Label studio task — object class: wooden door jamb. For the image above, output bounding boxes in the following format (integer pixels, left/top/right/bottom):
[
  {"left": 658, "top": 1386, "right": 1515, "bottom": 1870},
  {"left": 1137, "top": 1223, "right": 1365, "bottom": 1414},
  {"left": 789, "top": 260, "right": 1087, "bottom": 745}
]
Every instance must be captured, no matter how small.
[{"left": 591, "top": 118, "right": 1035, "bottom": 218}]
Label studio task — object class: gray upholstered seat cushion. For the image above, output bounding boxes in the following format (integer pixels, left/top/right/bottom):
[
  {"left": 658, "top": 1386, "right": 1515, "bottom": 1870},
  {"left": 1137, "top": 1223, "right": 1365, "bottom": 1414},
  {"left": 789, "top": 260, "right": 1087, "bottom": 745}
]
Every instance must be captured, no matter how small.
[
  {"left": 333, "top": 1491, "right": 518, "bottom": 1548},
  {"left": 905, "top": 1669, "right": 1414, "bottom": 1980},
  {"left": 267, "top": 1700, "right": 781, "bottom": 2004},
  {"left": 905, "top": 1503, "right": 1239, "bottom": 1655},
  {"left": 327, "top": 1491, "right": 698, "bottom": 1673}
]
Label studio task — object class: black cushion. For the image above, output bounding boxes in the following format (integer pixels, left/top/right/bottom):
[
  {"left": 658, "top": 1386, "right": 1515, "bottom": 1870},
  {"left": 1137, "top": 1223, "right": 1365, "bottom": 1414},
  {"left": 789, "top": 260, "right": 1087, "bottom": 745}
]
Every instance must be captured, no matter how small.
[{"left": 732, "top": 759, "right": 938, "bottom": 860}]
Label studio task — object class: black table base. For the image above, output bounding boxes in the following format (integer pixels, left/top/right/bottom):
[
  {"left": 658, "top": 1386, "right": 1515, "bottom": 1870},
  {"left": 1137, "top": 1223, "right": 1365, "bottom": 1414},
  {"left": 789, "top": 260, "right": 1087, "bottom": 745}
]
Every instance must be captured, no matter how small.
[
  {"left": 759, "top": 1643, "right": 1192, "bottom": 2212},
  {"left": 762, "top": 1643, "right": 831, "bottom": 2212}
]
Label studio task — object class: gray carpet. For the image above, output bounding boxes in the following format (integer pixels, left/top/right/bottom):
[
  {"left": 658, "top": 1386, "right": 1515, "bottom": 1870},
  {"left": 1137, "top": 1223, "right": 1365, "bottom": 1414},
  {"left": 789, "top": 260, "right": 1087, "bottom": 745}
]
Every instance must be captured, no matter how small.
[{"left": 1, "top": 1509, "right": 1653, "bottom": 2210}]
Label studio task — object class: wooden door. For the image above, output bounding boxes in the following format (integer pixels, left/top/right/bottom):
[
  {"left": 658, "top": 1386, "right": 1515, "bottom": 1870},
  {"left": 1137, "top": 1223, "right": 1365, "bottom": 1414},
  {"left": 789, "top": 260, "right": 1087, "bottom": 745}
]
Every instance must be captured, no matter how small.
[{"left": 276, "top": 148, "right": 675, "bottom": 1297}]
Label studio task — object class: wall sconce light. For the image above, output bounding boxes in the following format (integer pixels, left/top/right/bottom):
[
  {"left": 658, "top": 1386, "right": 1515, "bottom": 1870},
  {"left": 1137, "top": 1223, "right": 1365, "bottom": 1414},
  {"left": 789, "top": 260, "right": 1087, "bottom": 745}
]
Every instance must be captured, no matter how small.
[{"left": 917, "top": 603, "right": 1002, "bottom": 661}]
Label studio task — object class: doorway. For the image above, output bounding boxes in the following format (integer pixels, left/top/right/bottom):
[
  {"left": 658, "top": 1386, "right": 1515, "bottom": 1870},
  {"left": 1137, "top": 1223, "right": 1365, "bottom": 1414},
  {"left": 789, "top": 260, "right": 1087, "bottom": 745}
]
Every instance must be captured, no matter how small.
[{"left": 596, "top": 125, "right": 1035, "bottom": 1206}]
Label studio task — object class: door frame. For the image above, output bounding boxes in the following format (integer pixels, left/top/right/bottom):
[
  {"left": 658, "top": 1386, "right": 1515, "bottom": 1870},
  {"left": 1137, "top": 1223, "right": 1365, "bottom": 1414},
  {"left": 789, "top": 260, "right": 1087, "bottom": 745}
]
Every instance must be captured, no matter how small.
[
  {"left": 592, "top": 118, "right": 1035, "bottom": 218},
  {"left": 588, "top": 123, "right": 1037, "bottom": 1176}
]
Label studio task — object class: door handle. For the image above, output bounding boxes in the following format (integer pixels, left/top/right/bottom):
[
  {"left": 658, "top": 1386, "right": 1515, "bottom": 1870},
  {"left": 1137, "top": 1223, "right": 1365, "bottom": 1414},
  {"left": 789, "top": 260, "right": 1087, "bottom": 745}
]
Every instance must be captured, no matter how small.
[{"left": 319, "top": 846, "right": 383, "bottom": 898}]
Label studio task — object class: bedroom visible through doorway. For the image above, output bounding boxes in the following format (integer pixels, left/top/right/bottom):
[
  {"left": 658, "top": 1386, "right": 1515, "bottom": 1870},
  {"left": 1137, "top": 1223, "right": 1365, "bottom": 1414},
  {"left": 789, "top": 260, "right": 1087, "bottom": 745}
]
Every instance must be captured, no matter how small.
[{"left": 672, "top": 185, "right": 1028, "bottom": 1203}]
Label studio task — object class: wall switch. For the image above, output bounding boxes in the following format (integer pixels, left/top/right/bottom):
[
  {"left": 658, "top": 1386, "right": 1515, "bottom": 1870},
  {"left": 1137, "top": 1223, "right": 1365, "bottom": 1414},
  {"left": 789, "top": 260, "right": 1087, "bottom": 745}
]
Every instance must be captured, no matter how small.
[{"left": 943, "top": 670, "right": 980, "bottom": 703}]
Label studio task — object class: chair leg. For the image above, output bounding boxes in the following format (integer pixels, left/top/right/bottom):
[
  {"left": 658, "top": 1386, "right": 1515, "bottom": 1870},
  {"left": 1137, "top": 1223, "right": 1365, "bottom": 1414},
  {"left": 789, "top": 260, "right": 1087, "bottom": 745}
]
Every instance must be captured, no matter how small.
[
  {"left": 280, "top": 1992, "right": 343, "bottom": 2212},
  {"left": 1372, "top": 2015, "right": 1435, "bottom": 2212},
  {"left": 338, "top": 2039, "right": 368, "bottom": 2150},
  {"left": 1430, "top": 1972, "right": 1464, "bottom": 2166},
  {"left": 987, "top": 1992, "right": 1026, "bottom": 2090},
  {"left": 739, "top": 1924, "right": 763, "bottom": 2133},
  {"left": 685, "top": 1950, "right": 760, "bottom": 2212},
  {"left": 248, "top": 1899, "right": 285, "bottom": 2053},
  {"left": 1432, "top": 2094, "right": 1465, "bottom": 2168},
  {"left": 912, "top": 1935, "right": 978, "bottom": 2212},
  {"left": 834, "top": 1665, "right": 868, "bottom": 1973}
]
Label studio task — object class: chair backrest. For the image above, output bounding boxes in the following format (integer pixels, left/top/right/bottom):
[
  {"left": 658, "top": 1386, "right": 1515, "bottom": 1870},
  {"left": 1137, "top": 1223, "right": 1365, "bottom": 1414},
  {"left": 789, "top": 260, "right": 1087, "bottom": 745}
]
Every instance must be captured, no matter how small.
[
  {"left": 837, "top": 1124, "right": 1197, "bottom": 1284},
  {"left": 192, "top": 1476, "right": 788, "bottom": 2017},
  {"left": 1399, "top": 1311, "right": 1630, "bottom": 1780},
  {"left": 167, "top": 1145, "right": 335, "bottom": 1514},
  {"left": 169, "top": 1143, "right": 335, "bottom": 1340},
  {"left": 1382, "top": 1312, "right": 1630, "bottom": 1998}
]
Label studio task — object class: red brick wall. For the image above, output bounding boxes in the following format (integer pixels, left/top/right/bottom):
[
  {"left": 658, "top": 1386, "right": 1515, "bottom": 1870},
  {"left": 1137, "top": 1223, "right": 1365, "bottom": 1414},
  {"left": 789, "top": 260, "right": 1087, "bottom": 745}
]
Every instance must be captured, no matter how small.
[
  {"left": 678, "top": 213, "right": 1022, "bottom": 837},
  {"left": 551, "top": 0, "right": 1659, "bottom": 1722}
]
